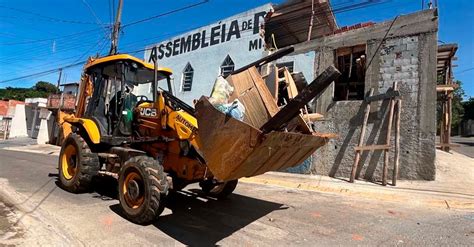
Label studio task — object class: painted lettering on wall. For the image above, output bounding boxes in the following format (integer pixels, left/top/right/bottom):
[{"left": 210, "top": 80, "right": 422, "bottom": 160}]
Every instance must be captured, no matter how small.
[{"left": 148, "top": 11, "right": 266, "bottom": 62}]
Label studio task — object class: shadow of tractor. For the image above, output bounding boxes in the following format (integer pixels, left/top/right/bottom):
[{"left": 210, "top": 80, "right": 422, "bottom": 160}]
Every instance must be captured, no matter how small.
[{"left": 109, "top": 188, "right": 287, "bottom": 246}]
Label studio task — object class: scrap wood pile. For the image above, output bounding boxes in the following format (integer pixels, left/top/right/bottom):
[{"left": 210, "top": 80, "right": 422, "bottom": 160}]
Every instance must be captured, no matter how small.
[{"left": 195, "top": 48, "right": 341, "bottom": 181}]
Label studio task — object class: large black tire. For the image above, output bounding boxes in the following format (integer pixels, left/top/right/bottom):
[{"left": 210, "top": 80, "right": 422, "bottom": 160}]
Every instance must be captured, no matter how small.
[
  {"left": 200, "top": 179, "right": 238, "bottom": 199},
  {"left": 118, "top": 156, "right": 169, "bottom": 225},
  {"left": 58, "top": 133, "right": 100, "bottom": 193}
]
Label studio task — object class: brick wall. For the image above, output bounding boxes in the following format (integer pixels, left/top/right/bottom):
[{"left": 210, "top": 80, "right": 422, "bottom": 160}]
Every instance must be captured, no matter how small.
[{"left": 0, "top": 100, "right": 25, "bottom": 116}]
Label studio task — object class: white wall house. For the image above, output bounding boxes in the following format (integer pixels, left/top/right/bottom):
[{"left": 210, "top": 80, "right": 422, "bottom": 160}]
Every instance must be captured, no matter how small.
[
  {"left": 143, "top": 4, "right": 315, "bottom": 105},
  {"left": 61, "top": 82, "right": 79, "bottom": 96}
]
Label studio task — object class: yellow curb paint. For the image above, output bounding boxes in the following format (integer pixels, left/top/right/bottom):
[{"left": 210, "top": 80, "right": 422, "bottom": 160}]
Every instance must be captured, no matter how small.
[{"left": 240, "top": 177, "right": 474, "bottom": 211}]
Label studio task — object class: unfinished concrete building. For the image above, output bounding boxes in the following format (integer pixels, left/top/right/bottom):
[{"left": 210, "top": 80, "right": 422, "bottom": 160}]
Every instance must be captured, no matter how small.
[{"left": 267, "top": 9, "right": 439, "bottom": 181}]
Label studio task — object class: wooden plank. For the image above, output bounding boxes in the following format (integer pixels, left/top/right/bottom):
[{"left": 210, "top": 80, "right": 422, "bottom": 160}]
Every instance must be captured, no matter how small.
[
  {"left": 446, "top": 92, "right": 452, "bottom": 152},
  {"left": 354, "top": 144, "right": 390, "bottom": 151},
  {"left": 264, "top": 64, "right": 279, "bottom": 100},
  {"left": 350, "top": 88, "right": 374, "bottom": 183},
  {"left": 280, "top": 67, "right": 313, "bottom": 133},
  {"left": 283, "top": 68, "right": 298, "bottom": 99},
  {"left": 382, "top": 82, "right": 398, "bottom": 186},
  {"left": 231, "top": 47, "right": 295, "bottom": 75},
  {"left": 226, "top": 67, "right": 271, "bottom": 128},
  {"left": 436, "top": 84, "right": 458, "bottom": 92},
  {"left": 286, "top": 114, "right": 312, "bottom": 134},
  {"left": 393, "top": 99, "right": 401, "bottom": 186},
  {"left": 291, "top": 72, "right": 309, "bottom": 93},
  {"left": 365, "top": 90, "right": 400, "bottom": 102},
  {"left": 249, "top": 67, "right": 280, "bottom": 116},
  {"left": 260, "top": 66, "right": 341, "bottom": 133},
  {"left": 303, "top": 113, "right": 324, "bottom": 122}
]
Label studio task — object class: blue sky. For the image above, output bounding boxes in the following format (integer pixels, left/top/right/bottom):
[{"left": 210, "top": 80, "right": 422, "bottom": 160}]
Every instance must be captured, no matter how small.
[{"left": 0, "top": 0, "right": 473, "bottom": 98}]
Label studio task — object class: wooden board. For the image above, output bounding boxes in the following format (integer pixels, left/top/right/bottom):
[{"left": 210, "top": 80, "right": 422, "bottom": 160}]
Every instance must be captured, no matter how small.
[
  {"left": 283, "top": 68, "right": 299, "bottom": 99},
  {"left": 250, "top": 67, "right": 280, "bottom": 116},
  {"left": 227, "top": 67, "right": 272, "bottom": 128},
  {"left": 264, "top": 64, "right": 279, "bottom": 100},
  {"left": 303, "top": 113, "right": 324, "bottom": 122},
  {"left": 354, "top": 144, "right": 389, "bottom": 151},
  {"left": 261, "top": 66, "right": 341, "bottom": 133}
]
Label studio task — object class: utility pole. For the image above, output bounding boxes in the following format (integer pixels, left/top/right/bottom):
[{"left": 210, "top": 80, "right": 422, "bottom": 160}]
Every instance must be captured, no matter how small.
[
  {"left": 56, "top": 68, "right": 63, "bottom": 93},
  {"left": 109, "top": 0, "right": 124, "bottom": 55}
]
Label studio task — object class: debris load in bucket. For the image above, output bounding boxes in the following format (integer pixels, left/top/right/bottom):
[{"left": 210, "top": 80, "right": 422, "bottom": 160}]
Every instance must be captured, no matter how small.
[{"left": 196, "top": 65, "right": 340, "bottom": 181}]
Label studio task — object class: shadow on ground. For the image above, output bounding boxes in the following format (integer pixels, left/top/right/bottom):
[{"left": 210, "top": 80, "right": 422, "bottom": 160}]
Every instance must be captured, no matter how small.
[
  {"left": 109, "top": 188, "right": 286, "bottom": 246},
  {"left": 56, "top": 175, "right": 288, "bottom": 245},
  {"left": 452, "top": 141, "right": 474, "bottom": 147}
]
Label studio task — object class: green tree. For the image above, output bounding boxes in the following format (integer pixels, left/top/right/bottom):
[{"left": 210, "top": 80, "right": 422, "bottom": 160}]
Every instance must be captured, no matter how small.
[
  {"left": 451, "top": 80, "right": 465, "bottom": 131},
  {"left": 0, "top": 81, "right": 58, "bottom": 101},
  {"left": 436, "top": 80, "right": 465, "bottom": 135},
  {"left": 462, "top": 97, "right": 474, "bottom": 120},
  {"left": 33, "top": 81, "right": 58, "bottom": 93}
]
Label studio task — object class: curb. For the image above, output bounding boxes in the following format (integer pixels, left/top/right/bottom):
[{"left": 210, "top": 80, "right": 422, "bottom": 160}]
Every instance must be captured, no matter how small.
[{"left": 240, "top": 173, "right": 474, "bottom": 211}]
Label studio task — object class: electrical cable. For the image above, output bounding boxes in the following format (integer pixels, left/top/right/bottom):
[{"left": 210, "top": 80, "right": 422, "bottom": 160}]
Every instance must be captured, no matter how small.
[
  {"left": 365, "top": 15, "right": 399, "bottom": 72},
  {"left": 0, "top": 61, "right": 86, "bottom": 84},
  {"left": 0, "top": 27, "right": 106, "bottom": 46},
  {"left": 122, "top": 0, "right": 210, "bottom": 28},
  {"left": 0, "top": 5, "right": 100, "bottom": 25}
]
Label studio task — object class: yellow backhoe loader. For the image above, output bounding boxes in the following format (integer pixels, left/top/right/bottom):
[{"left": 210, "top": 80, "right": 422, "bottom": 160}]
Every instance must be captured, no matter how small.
[{"left": 57, "top": 49, "right": 339, "bottom": 224}]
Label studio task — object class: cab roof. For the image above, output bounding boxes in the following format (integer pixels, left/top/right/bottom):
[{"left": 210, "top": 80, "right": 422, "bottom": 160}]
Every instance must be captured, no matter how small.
[{"left": 84, "top": 54, "right": 173, "bottom": 75}]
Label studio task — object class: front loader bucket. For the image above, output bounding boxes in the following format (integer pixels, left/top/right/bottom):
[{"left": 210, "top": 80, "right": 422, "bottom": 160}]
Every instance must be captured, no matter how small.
[{"left": 195, "top": 98, "right": 330, "bottom": 181}]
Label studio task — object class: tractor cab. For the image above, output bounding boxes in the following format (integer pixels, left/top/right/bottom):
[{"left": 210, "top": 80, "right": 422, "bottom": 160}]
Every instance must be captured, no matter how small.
[{"left": 80, "top": 54, "right": 173, "bottom": 144}]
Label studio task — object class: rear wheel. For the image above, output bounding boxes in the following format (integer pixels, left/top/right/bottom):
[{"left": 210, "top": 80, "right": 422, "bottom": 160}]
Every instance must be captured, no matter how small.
[
  {"left": 118, "top": 156, "right": 169, "bottom": 225},
  {"left": 200, "top": 179, "right": 238, "bottom": 199},
  {"left": 58, "top": 133, "right": 100, "bottom": 193}
]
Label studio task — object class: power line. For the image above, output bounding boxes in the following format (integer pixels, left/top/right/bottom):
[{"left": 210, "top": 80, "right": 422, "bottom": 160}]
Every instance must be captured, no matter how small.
[
  {"left": 0, "top": 27, "right": 106, "bottom": 46},
  {"left": 0, "top": 31, "right": 105, "bottom": 63},
  {"left": 81, "top": 0, "right": 105, "bottom": 25},
  {"left": 0, "top": 61, "right": 86, "bottom": 84},
  {"left": 122, "top": 0, "right": 210, "bottom": 28},
  {"left": 457, "top": 67, "right": 474, "bottom": 75},
  {"left": 80, "top": 0, "right": 110, "bottom": 37},
  {"left": 0, "top": 5, "right": 100, "bottom": 25},
  {"left": 108, "top": 0, "right": 113, "bottom": 24}
]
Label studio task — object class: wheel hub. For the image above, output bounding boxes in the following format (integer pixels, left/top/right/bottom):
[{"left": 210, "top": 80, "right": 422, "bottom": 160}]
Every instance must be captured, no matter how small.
[
  {"left": 61, "top": 144, "right": 78, "bottom": 180},
  {"left": 127, "top": 180, "right": 140, "bottom": 201}
]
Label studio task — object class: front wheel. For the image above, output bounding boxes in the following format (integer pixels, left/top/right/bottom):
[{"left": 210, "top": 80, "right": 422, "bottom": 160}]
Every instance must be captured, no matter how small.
[
  {"left": 118, "top": 156, "right": 169, "bottom": 225},
  {"left": 58, "top": 133, "right": 99, "bottom": 193},
  {"left": 200, "top": 179, "right": 238, "bottom": 199}
]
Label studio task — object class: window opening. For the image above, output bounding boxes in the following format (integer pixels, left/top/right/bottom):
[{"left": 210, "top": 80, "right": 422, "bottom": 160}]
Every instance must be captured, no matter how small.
[
  {"left": 182, "top": 63, "right": 194, "bottom": 92},
  {"left": 334, "top": 45, "right": 366, "bottom": 101}
]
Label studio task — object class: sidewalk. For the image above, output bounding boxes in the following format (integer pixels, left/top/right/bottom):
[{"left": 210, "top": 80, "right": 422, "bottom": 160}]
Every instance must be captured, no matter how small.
[
  {"left": 0, "top": 137, "right": 37, "bottom": 149},
  {"left": 241, "top": 150, "right": 473, "bottom": 211},
  {"left": 2, "top": 144, "right": 60, "bottom": 156}
]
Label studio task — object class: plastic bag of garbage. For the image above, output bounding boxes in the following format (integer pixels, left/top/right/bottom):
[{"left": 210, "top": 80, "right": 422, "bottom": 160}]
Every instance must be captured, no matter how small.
[
  {"left": 209, "top": 76, "right": 234, "bottom": 105},
  {"left": 215, "top": 99, "right": 246, "bottom": 121}
]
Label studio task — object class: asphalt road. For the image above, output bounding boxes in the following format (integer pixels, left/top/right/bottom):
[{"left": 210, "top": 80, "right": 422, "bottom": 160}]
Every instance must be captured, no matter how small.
[
  {"left": 0, "top": 149, "right": 472, "bottom": 246},
  {"left": 451, "top": 136, "right": 474, "bottom": 158}
]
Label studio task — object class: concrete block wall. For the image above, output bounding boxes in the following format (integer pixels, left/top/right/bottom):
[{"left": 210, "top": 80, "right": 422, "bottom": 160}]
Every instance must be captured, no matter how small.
[
  {"left": 289, "top": 9, "right": 440, "bottom": 181},
  {"left": 309, "top": 32, "right": 438, "bottom": 181}
]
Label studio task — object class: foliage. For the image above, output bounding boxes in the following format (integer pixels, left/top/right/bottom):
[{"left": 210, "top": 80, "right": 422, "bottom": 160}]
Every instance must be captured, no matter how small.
[
  {"left": 451, "top": 80, "right": 465, "bottom": 130},
  {"left": 462, "top": 97, "right": 474, "bottom": 120},
  {"left": 33, "top": 81, "right": 58, "bottom": 93},
  {"left": 436, "top": 80, "right": 465, "bottom": 134},
  {"left": 0, "top": 81, "right": 58, "bottom": 101}
]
